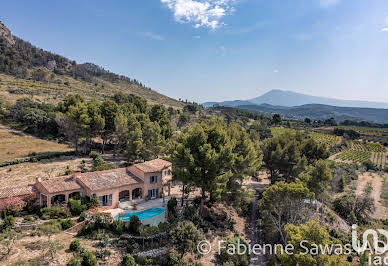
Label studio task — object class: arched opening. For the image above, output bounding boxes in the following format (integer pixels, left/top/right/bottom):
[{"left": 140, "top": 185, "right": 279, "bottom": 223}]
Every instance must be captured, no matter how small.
[
  {"left": 51, "top": 194, "right": 66, "bottom": 206},
  {"left": 119, "top": 190, "right": 130, "bottom": 202},
  {"left": 69, "top": 191, "right": 81, "bottom": 200},
  {"left": 132, "top": 188, "right": 142, "bottom": 200}
]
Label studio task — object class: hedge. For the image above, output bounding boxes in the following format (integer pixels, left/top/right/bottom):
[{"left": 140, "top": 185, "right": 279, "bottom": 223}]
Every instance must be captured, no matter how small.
[{"left": 0, "top": 151, "right": 75, "bottom": 167}]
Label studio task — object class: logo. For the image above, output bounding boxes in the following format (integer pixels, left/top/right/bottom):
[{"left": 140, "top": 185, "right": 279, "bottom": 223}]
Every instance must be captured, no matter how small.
[{"left": 352, "top": 224, "right": 388, "bottom": 255}]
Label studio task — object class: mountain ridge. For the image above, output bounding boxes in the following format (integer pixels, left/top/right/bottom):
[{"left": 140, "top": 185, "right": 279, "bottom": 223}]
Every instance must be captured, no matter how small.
[
  {"left": 0, "top": 21, "right": 183, "bottom": 108},
  {"left": 203, "top": 89, "right": 388, "bottom": 109}
]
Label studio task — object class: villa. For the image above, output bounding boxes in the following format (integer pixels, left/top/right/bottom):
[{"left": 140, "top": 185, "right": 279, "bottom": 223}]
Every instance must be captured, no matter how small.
[{"left": 0, "top": 159, "right": 172, "bottom": 209}]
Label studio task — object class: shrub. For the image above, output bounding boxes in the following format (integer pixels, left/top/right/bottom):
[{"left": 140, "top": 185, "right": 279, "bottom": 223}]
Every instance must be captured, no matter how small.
[
  {"left": 122, "top": 254, "right": 135, "bottom": 266},
  {"left": 39, "top": 206, "right": 68, "bottom": 219},
  {"left": 128, "top": 216, "right": 141, "bottom": 235},
  {"left": 0, "top": 216, "right": 15, "bottom": 232},
  {"left": 61, "top": 218, "right": 75, "bottom": 230},
  {"left": 111, "top": 220, "right": 124, "bottom": 235},
  {"left": 95, "top": 249, "right": 111, "bottom": 259},
  {"left": 82, "top": 251, "right": 97, "bottom": 266},
  {"left": 68, "top": 199, "right": 87, "bottom": 216},
  {"left": 69, "top": 240, "right": 81, "bottom": 252},
  {"left": 78, "top": 211, "right": 86, "bottom": 222},
  {"left": 67, "top": 256, "right": 82, "bottom": 266}
]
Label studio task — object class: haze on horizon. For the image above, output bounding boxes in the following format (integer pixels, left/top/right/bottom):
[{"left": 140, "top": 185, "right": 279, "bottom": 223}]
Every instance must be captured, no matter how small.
[{"left": 1, "top": 0, "right": 388, "bottom": 103}]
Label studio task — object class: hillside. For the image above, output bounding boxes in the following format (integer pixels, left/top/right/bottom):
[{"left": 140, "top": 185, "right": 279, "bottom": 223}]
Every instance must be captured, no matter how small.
[
  {"left": 0, "top": 21, "right": 183, "bottom": 108},
  {"left": 204, "top": 89, "right": 388, "bottom": 109},
  {"left": 236, "top": 103, "right": 388, "bottom": 123}
]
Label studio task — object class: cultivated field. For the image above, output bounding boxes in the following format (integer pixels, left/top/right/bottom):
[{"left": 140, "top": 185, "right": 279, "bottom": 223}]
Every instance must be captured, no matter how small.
[
  {"left": 335, "top": 141, "right": 387, "bottom": 169},
  {"left": 0, "top": 124, "right": 72, "bottom": 162}
]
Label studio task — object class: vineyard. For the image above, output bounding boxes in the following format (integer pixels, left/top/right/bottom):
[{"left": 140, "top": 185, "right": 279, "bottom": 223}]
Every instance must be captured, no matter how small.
[
  {"left": 310, "top": 132, "right": 339, "bottom": 147},
  {"left": 335, "top": 141, "right": 387, "bottom": 169},
  {"left": 270, "top": 128, "right": 339, "bottom": 147}
]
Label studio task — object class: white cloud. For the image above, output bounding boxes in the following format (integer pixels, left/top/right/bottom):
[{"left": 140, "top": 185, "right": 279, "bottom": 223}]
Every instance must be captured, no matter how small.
[
  {"left": 273, "top": 69, "right": 279, "bottom": 73},
  {"left": 318, "top": 0, "right": 341, "bottom": 8},
  {"left": 161, "top": 0, "right": 237, "bottom": 29},
  {"left": 141, "top": 32, "right": 165, "bottom": 41},
  {"left": 194, "top": 35, "right": 201, "bottom": 39},
  {"left": 381, "top": 28, "right": 388, "bottom": 32}
]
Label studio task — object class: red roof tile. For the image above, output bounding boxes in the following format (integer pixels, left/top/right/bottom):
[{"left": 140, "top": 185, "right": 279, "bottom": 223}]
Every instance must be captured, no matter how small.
[
  {"left": 0, "top": 185, "right": 35, "bottom": 199},
  {"left": 39, "top": 176, "right": 81, "bottom": 194},
  {"left": 134, "top": 159, "right": 172, "bottom": 173},
  {"left": 76, "top": 168, "right": 143, "bottom": 191}
]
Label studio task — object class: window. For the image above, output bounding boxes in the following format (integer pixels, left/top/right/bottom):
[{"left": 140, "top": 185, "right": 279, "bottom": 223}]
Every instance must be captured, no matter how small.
[
  {"left": 147, "top": 189, "right": 159, "bottom": 200},
  {"left": 98, "top": 194, "right": 113, "bottom": 206},
  {"left": 149, "top": 176, "right": 158, "bottom": 184}
]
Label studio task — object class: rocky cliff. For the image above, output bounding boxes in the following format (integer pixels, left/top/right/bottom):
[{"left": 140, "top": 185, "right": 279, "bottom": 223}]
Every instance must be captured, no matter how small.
[{"left": 0, "top": 21, "right": 15, "bottom": 46}]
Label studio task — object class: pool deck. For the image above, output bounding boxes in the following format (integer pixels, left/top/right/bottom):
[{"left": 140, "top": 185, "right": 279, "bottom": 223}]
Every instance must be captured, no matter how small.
[{"left": 103, "top": 197, "right": 169, "bottom": 218}]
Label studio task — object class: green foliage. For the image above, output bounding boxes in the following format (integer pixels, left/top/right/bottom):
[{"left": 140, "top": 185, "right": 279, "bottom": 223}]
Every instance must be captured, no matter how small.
[
  {"left": 277, "top": 220, "right": 344, "bottom": 266},
  {"left": 218, "top": 236, "right": 250, "bottom": 266},
  {"left": 169, "top": 220, "right": 204, "bottom": 257},
  {"left": 122, "top": 254, "right": 135, "bottom": 266},
  {"left": 299, "top": 160, "right": 332, "bottom": 200},
  {"left": 262, "top": 131, "right": 329, "bottom": 184},
  {"left": 68, "top": 199, "right": 88, "bottom": 216},
  {"left": 0, "top": 215, "right": 15, "bottom": 232},
  {"left": 261, "top": 181, "right": 315, "bottom": 244},
  {"left": 90, "top": 194, "right": 100, "bottom": 209},
  {"left": 82, "top": 251, "right": 97, "bottom": 266},
  {"left": 127, "top": 215, "right": 142, "bottom": 235},
  {"left": 67, "top": 256, "right": 82, "bottom": 266},
  {"left": 111, "top": 220, "right": 125, "bottom": 235},
  {"left": 69, "top": 240, "right": 81, "bottom": 252},
  {"left": 333, "top": 191, "right": 375, "bottom": 224},
  {"left": 39, "top": 206, "right": 68, "bottom": 219},
  {"left": 171, "top": 119, "right": 260, "bottom": 213}
]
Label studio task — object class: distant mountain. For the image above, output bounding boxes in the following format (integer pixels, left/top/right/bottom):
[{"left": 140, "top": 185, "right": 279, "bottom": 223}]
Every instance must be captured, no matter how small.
[
  {"left": 236, "top": 103, "right": 388, "bottom": 124},
  {"left": 203, "top": 89, "right": 388, "bottom": 109}
]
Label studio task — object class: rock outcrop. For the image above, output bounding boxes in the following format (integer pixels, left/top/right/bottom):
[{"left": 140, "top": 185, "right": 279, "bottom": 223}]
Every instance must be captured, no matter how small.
[{"left": 0, "top": 21, "right": 15, "bottom": 46}]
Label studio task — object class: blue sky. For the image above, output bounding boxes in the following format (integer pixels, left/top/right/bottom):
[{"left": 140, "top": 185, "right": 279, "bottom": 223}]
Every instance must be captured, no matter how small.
[{"left": 1, "top": 0, "right": 388, "bottom": 103}]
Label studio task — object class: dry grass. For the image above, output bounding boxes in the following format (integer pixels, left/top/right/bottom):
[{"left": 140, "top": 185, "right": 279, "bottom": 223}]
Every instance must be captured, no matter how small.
[
  {"left": 3, "top": 231, "right": 123, "bottom": 266},
  {"left": 356, "top": 172, "right": 388, "bottom": 219},
  {"left": 0, "top": 124, "right": 72, "bottom": 162},
  {"left": 0, "top": 72, "right": 183, "bottom": 108},
  {"left": 0, "top": 156, "right": 92, "bottom": 188}
]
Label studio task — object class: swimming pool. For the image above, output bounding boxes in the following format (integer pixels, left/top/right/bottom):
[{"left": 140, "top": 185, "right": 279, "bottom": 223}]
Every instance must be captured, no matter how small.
[{"left": 115, "top": 208, "right": 165, "bottom": 222}]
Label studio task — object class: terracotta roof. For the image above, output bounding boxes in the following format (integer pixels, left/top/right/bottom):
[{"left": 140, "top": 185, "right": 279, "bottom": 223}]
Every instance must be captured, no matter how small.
[
  {"left": 76, "top": 168, "right": 143, "bottom": 191},
  {"left": 134, "top": 159, "right": 172, "bottom": 173},
  {"left": 39, "top": 176, "right": 82, "bottom": 194},
  {"left": 0, "top": 185, "right": 35, "bottom": 199}
]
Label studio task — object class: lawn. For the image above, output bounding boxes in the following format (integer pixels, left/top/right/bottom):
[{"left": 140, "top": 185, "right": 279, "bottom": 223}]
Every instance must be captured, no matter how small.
[{"left": 0, "top": 124, "right": 72, "bottom": 162}]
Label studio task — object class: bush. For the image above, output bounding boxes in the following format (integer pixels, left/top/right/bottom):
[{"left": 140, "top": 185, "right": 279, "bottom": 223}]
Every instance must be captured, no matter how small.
[
  {"left": 111, "top": 220, "right": 125, "bottom": 235},
  {"left": 39, "top": 206, "right": 68, "bottom": 219},
  {"left": 0, "top": 216, "right": 15, "bottom": 232},
  {"left": 78, "top": 212, "right": 86, "bottom": 222},
  {"left": 127, "top": 216, "right": 141, "bottom": 235},
  {"left": 122, "top": 254, "right": 135, "bottom": 266},
  {"left": 68, "top": 199, "right": 87, "bottom": 216},
  {"left": 69, "top": 240, "right": 81, "bottom": 252},
  {"left": 61, "top": 218, "right": 75, "bottom": 230},
  {"left": 82, "top": 251, "right": 97, "bottom": 266},
  {"left": 67, "top": 256, "right": 82, "bottom": 266}
]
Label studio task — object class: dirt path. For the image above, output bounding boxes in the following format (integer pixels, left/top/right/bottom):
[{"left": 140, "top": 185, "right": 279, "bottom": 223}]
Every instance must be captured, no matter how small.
[
  {"left": 249, "top": 191, "right": 264, "bottom": 266},
  {"left": 356, "top": 172, "right": 388, "bottom": 219}
]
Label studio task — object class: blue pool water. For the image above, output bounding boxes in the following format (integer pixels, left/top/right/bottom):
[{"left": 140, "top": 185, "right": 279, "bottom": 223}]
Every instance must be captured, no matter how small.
[{"left": 115, "top": 208, "right": 165, "bottom": 222}]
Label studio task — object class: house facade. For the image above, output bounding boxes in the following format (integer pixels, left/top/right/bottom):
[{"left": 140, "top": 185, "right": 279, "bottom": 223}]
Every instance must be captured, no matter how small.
[{"left": 0, "top": 159, "right": 172, "bottom": 209}]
